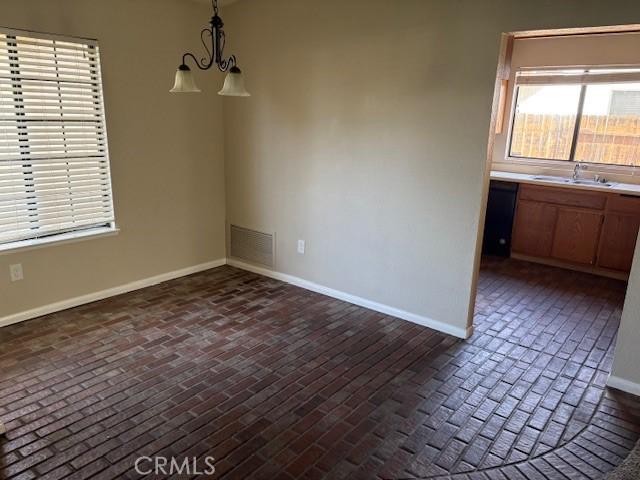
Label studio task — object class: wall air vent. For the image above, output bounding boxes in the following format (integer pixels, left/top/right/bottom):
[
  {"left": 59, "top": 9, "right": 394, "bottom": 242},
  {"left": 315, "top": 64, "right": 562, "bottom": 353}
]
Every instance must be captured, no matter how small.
[{"left": 229, "top": 224, "right": 275, "bottom": 267}]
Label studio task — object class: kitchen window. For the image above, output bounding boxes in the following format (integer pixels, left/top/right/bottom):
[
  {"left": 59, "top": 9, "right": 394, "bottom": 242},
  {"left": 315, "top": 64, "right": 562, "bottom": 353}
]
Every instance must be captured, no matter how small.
[
  {"left": 0, "top": 29, "right": 115, "bottom": 252},
  {"left": 508, "top": 67, "right": 640, "bottom": 167}
]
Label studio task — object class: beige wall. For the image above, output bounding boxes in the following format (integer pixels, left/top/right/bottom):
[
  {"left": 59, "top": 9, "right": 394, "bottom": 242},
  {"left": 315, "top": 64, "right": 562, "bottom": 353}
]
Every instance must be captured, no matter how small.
[
  {"left": 612, "top": 238, "right": 640, "bottom": 389},
  {"left": 222, "top": 0, "right": 640, "bottom": 336},
  {"left": 492, "top": 33, "right": 640, "bottom": 181},
  {"left": 0, "top": 0, "right": 227, "bottom": 318}
]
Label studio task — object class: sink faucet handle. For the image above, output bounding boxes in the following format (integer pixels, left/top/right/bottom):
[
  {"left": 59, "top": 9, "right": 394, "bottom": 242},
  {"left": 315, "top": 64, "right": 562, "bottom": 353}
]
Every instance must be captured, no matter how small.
[
  {"left": 572, "top": 162, "right": 587, "bottom": 181},
  {"left": 594, "top": 174, "right": 608, "bottom": 184}
]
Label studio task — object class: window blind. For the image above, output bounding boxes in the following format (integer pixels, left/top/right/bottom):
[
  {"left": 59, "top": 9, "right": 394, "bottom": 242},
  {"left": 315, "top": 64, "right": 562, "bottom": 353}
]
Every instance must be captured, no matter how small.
[
  {"left": 516, "top": 67, "right": 640, "bottom": 86},
  {"left": 0, "top": 29, "right": 114, "bottom": 246}
]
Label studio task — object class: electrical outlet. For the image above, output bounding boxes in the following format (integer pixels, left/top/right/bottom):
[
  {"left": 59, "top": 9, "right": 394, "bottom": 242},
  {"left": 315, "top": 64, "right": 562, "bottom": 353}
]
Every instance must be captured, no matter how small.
[
  {"left": 297, "top": 239, "right": 305, "bottom": 254},
  {"left": 10, "top": 263, "right": 23, "bottom": 282}
]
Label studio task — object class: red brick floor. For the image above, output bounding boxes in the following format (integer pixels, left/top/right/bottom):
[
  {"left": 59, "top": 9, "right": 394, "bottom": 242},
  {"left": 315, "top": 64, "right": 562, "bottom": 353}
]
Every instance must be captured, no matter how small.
[{"left": 1, "top": 258, "right": 639, "bottom": 479}]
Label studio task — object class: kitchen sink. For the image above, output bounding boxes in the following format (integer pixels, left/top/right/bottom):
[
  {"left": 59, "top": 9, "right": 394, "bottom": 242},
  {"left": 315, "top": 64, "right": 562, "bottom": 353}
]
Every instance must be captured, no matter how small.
[
  {"left": 531, "top": 175, "right": 570, "bottom": 183},
  {"left": 531, "top": 175, "right": 616, "bottom": 188},
  {"left": 572, "top": 179, "right": 617, "bottom": 187}
]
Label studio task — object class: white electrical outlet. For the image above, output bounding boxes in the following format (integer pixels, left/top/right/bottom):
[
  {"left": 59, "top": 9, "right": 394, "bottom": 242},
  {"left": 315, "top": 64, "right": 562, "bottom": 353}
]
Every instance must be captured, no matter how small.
[
  {"left": 297, "top": 239, "right": 305, "bottom": 254},
  {"left": 10, "top": 263, "right": 23, "bottom": 282}
]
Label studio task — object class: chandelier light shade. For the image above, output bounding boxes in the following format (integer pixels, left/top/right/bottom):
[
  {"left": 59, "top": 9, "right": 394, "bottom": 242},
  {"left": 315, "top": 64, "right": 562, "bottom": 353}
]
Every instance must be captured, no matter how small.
[
  {"left": 218, "top": 66, "right": 251, "bottom": 97},
  {"left": 170, "top": 0, "right": 249, "bottom": 97},
  {"left": 170, "top": 65, "right": 201, "bottom": 93}
]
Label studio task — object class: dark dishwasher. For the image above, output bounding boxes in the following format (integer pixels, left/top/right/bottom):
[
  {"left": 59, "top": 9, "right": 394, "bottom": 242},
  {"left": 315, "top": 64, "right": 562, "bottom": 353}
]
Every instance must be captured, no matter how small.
[{"left": 482, "top": 180, "right": 518, "bottom": 257}]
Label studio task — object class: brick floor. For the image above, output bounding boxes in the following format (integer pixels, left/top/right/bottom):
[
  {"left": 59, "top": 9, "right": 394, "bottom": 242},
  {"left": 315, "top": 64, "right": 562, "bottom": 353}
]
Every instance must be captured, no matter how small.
[{"left": 1, "top": 258, "right": 640, "bottom": 479}]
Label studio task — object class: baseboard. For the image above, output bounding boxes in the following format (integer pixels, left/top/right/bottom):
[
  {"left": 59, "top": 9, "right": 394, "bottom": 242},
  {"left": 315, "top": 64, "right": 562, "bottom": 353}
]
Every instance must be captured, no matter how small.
[
  {"left": 1, "top": 256, "right": 474, "bottom": 341},
  {"left": 0, "top": 258, "right": 227, "bottom": 329},
  {"left": 511, "top": 253, "right": 629, "bottom": 281},
  {"left": 607, "top": 374, "right": 640, "bottom": 396},
  {"left": 226, "top": 258, "right": 472, "bottom": 339}
]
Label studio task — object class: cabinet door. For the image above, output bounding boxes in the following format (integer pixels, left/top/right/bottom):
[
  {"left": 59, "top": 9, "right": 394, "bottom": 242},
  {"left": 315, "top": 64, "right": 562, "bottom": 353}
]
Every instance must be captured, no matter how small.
[
  {"left": 551, "top": 208, "right": 603, "bottom": 265},
  {"left": 597, "top": 214, "right": 640, "bottom": 272},
  {"left": 512, "top": 200, "right": 558, "bottom": 257}
]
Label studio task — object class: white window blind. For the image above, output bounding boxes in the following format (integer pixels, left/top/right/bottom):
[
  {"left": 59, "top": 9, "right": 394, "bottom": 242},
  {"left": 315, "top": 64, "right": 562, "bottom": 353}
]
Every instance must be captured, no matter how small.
[{"left": 0, "top": 29, "right": 114, "bottom": 246}]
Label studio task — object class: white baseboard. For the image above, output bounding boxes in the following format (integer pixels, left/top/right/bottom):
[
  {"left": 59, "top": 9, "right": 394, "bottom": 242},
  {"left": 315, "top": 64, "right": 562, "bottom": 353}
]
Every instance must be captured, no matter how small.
[
  {"left": 0, "top": 258, "right": 227, "bottom": 329},
  {"left": 226, "top": 259, "right": 472, "bottom": 339},
  {"left": 607, "top": 374, "right": 640, "bottom": 396},
  {"left": 1, "top": 256, "right": 473, "bottom": 341}
]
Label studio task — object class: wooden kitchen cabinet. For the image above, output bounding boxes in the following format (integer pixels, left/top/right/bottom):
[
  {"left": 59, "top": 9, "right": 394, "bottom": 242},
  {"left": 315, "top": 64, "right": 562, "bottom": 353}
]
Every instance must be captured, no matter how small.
[
  {"left": 551, "top": 208, "right": 603, "bottom": 265},
  {"left": 512, "top": 200, "right": 557, "bottom": 257},
  {"left": 597, "top": 213, "right": 640, "bottom": 271},
  {"left": 519, "top": 185, "right": 606, "bottom": 210},
  {"left": 510, "top": 184, "right": 640, "bottom": 276}
]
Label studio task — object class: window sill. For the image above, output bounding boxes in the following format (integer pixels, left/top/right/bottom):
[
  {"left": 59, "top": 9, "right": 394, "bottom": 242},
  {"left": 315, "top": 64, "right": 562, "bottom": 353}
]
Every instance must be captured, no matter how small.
[{"left": 0, "top": 226, "right": 119, "bottom": 255}]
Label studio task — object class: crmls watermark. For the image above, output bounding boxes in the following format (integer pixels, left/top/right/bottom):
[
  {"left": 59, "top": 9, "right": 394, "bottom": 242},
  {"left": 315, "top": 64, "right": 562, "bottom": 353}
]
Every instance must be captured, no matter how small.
[{"left": 134, "top": 456, "right": 216, "bottom": 476}]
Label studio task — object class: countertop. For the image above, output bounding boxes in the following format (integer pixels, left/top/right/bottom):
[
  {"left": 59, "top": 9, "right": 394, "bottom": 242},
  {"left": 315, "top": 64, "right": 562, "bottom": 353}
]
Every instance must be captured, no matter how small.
[{"left": 490, "top": 170, "right": 640, "bottom": 197}]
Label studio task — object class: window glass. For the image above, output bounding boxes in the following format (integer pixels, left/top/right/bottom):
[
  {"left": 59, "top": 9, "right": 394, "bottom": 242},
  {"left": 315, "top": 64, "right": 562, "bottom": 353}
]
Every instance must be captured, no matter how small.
[
  {"left": 509, "top": 85, "right": 581, "bottom": 161},
  {"left": 575, "top": 83, "right": 640, "bottom": 166}
]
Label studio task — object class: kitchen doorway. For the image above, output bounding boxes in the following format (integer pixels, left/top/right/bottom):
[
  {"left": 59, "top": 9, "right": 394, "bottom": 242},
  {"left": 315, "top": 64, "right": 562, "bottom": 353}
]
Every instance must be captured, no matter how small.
[{"left": 469, "top": 24, "right": 640, "bottom": 396}]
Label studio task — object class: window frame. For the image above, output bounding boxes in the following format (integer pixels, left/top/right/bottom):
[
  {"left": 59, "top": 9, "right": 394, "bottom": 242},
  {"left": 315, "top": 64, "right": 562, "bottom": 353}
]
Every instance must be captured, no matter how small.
[
  {"left": 504, "top": 67, "right": 640, "bottom": 172},
  {"left": 0, "top": 28, "right": 117, "bottom": 252},
  {"left": 0, "top": 224, "right": 118, "bottom": 255}
]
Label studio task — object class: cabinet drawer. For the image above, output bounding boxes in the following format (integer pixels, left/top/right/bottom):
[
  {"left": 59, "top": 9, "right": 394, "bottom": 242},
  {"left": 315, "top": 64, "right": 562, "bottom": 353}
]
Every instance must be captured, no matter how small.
[
  {"left": 607, "top": 195, "right": 640, "bottom": 215},
  {"left": 519, "top": 185, "right": 606, "bottom": 210}
]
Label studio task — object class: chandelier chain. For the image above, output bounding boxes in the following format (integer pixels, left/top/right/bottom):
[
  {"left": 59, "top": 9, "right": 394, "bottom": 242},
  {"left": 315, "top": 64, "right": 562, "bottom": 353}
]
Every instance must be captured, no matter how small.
[{"left": 179, "top": 0, "right": 237, "bottom": 73}]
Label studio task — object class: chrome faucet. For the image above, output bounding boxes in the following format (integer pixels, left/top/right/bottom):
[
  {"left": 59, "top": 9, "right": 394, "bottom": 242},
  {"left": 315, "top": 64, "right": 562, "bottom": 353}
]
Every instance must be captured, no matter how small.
[{"left": 573, "top": 162, "right": 586, "bottom": 181}]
